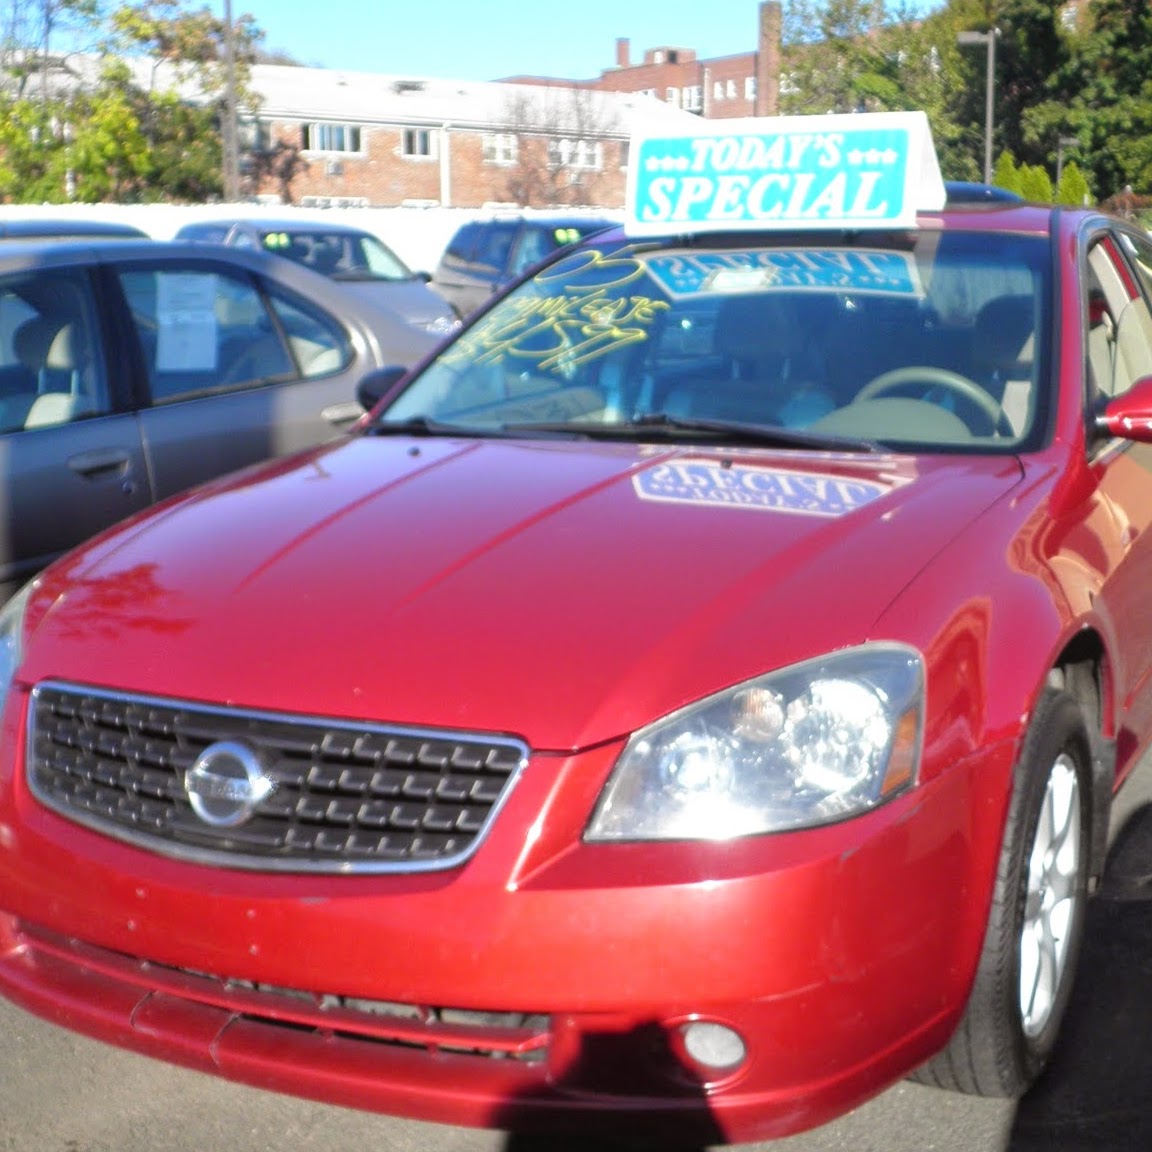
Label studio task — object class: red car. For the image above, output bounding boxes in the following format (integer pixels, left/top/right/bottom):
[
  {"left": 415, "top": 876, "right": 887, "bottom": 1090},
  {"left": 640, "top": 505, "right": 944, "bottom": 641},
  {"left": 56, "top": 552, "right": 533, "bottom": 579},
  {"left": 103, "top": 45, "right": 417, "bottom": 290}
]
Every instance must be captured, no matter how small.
[{"left": 2, "top": 115, "right": 1152, "bottom": 1145}]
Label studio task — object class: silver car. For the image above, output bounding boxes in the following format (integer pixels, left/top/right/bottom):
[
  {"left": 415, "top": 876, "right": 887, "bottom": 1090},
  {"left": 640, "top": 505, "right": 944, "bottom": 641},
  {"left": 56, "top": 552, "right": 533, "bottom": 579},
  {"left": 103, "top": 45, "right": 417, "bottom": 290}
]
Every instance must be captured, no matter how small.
[
  {"left": 174, "top": 218, "right": 459, "bottom": 338},
  {"left": 0, "top": 238, "right": 434, "bottom": 600}
]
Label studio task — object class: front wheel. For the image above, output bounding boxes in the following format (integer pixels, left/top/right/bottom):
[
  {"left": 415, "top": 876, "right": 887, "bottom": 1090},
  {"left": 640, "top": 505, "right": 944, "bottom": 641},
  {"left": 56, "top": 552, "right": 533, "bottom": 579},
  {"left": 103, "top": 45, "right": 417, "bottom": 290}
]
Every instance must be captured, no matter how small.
[{"left": 915, "top": 688, "right": 1092, "bottom": 1096}]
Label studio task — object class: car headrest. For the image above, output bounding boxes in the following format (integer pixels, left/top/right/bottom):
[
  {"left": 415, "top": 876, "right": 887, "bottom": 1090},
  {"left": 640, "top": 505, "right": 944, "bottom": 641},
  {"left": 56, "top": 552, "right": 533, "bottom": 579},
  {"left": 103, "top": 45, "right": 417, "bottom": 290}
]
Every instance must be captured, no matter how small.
[
  {"left": 973, "top": 294, "right": 1035, "bottom": 371},
  {"left": 14, "top": 316, "right": 71, "bottom": 371},
  {"left": 713, "top": 294, "right": 805, "bottom": 364}
]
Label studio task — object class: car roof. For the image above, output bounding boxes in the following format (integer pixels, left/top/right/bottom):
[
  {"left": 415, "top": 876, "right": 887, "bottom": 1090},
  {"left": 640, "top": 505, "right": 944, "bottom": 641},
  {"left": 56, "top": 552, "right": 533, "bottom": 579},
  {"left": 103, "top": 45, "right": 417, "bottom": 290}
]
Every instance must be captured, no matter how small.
[
  {"left": 0, "top": 237, "right": 365, "bottom": 281},
  {"left": 183, "top": 218, "right": 374, "bottom": 237},
  {"left": 0, "top": 219, "right": 148, "bottom": 239},
  {"left": 944, "top": 181, "right": 1025, "bottom": 205}
]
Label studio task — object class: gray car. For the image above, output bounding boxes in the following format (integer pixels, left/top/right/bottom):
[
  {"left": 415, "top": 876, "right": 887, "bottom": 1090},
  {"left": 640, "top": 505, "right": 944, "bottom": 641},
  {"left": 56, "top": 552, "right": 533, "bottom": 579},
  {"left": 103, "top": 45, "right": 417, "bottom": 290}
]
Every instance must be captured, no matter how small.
[
  {"left": 431, "top": 213, "right": 618, "bottom": 317},
  {"left": 0, "top": 238, "right": 434, "bottom": 600},
  {"left": 174, "top": 217, "right": 459, "bottom": 338}
]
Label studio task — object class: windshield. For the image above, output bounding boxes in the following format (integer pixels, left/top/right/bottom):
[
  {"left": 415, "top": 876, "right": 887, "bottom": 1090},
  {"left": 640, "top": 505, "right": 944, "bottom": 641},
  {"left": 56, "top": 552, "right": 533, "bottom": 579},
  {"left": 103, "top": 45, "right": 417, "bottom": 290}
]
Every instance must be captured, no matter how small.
[
  {"left": 260, "top": 229, "right": 413, "bottom": 280},
  {"left": 380, "top": 229, "right": 1051, "bottom": 452}
]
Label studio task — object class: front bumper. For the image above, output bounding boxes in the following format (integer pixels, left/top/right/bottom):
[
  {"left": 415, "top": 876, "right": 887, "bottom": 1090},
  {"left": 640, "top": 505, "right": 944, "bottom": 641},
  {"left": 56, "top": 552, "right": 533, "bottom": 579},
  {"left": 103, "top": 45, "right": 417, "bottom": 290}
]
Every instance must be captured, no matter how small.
[{"left": 0, "top": 730, "right": 1015, "bottom": 1144}]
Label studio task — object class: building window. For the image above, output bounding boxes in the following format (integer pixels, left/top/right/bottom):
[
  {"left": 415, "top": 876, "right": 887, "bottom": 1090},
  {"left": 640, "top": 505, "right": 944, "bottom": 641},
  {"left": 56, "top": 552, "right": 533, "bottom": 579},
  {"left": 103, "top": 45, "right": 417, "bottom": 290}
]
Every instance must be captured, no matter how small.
[
  {"left": 547, "top": 138, "right": 603, "bottom": 171},
  {"left": 713, "top": 81, "right": 725, "bottom": 102},
  {"left": 402, "top": 128, "right": 436, "bottom": 159},
  {"left": 727, "top": 79, "right": 738, "bottom": 99},
  {"left": 301, "top": 123, "right": 362, "bottom": 153},
  {"left": 665, "top": 87, "right": 680, "bottom": 107},
  {"left": 744, "top": 76, "right": 757, "bottom": 101},
  {"left": 482, "top": 133, "right": 518, "bottom": 165},
  {"left": 239, "top": 118, "right": 271, "bottom": 153},
  {"left": 683, "top": 86, "right": 702, "bottom": 112}
]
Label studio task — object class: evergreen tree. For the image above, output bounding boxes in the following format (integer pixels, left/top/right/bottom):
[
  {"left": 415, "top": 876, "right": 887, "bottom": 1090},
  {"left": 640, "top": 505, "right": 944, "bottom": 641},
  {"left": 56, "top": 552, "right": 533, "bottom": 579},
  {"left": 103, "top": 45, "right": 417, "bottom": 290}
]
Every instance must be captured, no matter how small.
[
  {"left": 1056, "top": 160, "right": 1092, "bottom": 206},
  {"left": 1019, "top": 163, "right": 1054, "bottom": 202},
  {"left": 993, "top": 150, "right": 1022, "bottom": 194}
]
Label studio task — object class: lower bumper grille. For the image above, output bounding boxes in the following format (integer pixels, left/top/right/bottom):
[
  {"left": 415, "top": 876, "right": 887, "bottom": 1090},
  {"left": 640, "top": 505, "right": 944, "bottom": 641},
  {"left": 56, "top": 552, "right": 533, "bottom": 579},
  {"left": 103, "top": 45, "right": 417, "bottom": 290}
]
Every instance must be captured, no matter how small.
[{"left": 14, "top": 920, "right": 551, "bottom": 1063}]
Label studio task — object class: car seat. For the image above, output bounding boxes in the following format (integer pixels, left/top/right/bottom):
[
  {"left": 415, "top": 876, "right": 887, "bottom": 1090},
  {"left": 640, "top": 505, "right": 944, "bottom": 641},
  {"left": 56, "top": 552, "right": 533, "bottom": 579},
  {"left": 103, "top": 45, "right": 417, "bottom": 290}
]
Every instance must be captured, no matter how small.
[
  {"left": 971, "top": 294, "right": 1035, "bottom": 434},
  {"left": 12, "top": 316, "right": 96, "bottom": 429},
  {"left": 664, "top": 294, "right": 835, "bottom": 427}
]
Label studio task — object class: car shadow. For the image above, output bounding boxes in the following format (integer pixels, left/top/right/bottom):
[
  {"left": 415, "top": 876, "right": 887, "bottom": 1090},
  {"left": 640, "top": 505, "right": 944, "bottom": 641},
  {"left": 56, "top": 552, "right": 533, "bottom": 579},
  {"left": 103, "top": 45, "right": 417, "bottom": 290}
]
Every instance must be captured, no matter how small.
[
  {"left": 494, "top": 800, "right": 1152, "bottom": 1152},
  {"left": 1008, "top": 798, "right": 1152, "bottom": 1151},
  {"left": 494, "top": 1020, "right": 723, "bottom": 1152}
]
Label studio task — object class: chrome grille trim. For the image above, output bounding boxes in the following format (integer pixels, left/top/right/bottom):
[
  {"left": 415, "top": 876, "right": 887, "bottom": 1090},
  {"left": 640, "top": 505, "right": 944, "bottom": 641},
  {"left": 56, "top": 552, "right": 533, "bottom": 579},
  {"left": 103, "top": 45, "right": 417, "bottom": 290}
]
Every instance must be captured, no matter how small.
[{"left": 27, "top": 680, "right": 528, "bottom": 874}]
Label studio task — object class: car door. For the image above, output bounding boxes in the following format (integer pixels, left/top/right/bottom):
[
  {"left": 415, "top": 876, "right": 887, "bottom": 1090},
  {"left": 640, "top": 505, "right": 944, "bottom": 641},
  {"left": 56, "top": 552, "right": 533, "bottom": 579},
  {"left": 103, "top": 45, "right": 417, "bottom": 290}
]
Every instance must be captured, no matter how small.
[
  {"left": 112, "top": 255, "right": 366, "bottom": 502},
  {"left": 1084, "top": 226, "right": 1152, "bottom": 747},
  {"left": 0, "top": 263, "right": 150, "bottom": 601}
]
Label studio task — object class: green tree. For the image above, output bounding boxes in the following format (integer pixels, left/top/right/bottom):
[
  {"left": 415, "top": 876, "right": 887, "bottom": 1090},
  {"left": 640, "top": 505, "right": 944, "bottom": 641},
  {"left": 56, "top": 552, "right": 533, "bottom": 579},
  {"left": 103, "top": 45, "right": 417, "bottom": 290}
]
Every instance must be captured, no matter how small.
[
  {"left": 1018, "top": 162, "right": 1053, "bottom": 202},
  {"left": 782, "top": 0, "right": 903, "bottom": 116},
  {"left": 992, "top": 149, "right": 1022, "bottom": 194},
  {"left": 67, "top": 70, "right": 153, "bottom": 201},
  {"left": 1056, "top": 160, "right": 1091, "bottom": 206},
  {"left": 1046, "top": 0, "right": 1152, "bottom": 198}
]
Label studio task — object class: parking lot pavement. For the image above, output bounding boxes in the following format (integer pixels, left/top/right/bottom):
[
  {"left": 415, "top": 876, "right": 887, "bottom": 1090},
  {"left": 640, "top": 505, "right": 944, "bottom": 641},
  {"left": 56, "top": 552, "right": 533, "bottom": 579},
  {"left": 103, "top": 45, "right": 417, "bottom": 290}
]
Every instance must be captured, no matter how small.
[{"left": 5, "top": 762, "right": 1152, "bottom": 1152}]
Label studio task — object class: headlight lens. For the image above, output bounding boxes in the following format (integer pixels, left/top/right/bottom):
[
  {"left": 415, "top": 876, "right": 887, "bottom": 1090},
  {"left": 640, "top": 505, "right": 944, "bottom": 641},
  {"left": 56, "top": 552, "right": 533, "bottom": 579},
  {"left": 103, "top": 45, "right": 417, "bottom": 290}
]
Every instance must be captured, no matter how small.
[
  {"left": 0, "top": 580, "right": 33, "bottom": 717},
  {"left": 586, "top": 643, "right": 924, "bottom": 841}
]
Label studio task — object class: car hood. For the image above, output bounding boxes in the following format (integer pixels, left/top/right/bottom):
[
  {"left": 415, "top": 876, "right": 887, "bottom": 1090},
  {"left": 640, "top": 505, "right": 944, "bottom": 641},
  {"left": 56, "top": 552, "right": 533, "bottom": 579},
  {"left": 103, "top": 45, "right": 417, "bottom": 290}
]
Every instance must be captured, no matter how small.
[
  {"left": 334, "top": 276, "right": 455, "bottom": 327},
  {"left": 27, "top": 438, "right": 1024, "bottom": 750}
]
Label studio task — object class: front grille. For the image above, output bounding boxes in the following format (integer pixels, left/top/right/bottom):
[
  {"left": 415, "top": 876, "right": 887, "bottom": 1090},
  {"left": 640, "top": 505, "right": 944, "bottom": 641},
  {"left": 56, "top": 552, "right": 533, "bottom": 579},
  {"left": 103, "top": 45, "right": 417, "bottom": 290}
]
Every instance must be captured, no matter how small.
[{"left": 28, "top": 681, "right": 527, "bottom": 873}]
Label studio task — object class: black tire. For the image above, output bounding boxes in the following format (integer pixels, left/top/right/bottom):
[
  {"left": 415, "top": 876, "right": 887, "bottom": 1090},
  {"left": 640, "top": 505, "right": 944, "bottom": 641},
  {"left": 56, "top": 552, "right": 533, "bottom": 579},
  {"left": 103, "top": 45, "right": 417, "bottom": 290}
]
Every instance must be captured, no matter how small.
[{"left": 914, "top": 688, "right": 1092, "bottom": 1096}]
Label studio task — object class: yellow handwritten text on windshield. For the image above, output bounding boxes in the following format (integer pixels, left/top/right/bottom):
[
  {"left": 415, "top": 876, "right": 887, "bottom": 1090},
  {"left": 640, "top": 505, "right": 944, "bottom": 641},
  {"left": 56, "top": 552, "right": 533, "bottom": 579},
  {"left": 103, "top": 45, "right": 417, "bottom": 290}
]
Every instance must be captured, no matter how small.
[{"left": 444, "top": 249, "right": 672, "bottom": 370}]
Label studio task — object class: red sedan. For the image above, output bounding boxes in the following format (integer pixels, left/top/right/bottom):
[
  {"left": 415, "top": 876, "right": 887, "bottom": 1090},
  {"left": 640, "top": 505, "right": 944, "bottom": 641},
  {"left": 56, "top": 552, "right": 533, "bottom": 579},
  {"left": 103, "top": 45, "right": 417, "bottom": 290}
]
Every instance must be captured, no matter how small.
[{"left": 3, "top": 118, "right": 1152, "bottom": 1144}]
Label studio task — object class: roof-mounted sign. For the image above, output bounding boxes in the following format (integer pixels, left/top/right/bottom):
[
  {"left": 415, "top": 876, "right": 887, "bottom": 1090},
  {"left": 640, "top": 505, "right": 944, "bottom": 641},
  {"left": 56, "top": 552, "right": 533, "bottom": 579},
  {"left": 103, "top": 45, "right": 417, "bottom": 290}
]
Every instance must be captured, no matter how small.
[{"left": 625, "top": 111, "right": 946, "bottom": 237}]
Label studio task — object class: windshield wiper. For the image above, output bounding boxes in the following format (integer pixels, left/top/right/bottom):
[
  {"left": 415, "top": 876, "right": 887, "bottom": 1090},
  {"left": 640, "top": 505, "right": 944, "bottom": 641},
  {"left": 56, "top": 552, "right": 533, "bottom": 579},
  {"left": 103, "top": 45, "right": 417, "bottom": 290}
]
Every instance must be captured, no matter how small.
[
  {"left": 368, "top": 415, "right": 581, "bottom": 440},
  {"left": 502, "top": 412, "right": 881, "bottom": 452}
]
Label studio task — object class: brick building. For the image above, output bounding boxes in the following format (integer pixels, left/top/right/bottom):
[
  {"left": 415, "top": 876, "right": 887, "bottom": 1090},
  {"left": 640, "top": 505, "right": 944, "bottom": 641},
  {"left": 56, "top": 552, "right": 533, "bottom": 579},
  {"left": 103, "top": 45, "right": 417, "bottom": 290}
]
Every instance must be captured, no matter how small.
[
  {"left": 241, "top": 65, "right": 695, "bottom": 210},
  {"left": 504, "top": 2, "right": 783, "bottom": 120},
  {"left": 244, "top": 1, "right": 784, "bottom": 209}
]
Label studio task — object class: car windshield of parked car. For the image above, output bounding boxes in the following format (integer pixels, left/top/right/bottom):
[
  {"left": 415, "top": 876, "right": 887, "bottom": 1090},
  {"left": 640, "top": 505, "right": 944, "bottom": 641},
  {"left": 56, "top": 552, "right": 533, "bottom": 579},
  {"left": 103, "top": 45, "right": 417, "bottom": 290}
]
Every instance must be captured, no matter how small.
[
  {"left": 378, "top": 227, "right": 1051, "bottom": 453},
  {"left": 260, "top": 229, "right": 414, "bottom": 282}
]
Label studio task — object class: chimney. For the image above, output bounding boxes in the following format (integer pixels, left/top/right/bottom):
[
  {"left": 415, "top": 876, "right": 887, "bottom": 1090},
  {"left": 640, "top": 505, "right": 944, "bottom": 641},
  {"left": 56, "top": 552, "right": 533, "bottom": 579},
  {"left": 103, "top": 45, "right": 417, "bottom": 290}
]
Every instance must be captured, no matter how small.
[
  {"left": 616, "top": 37, "right": 631, "bottom": 69},
  {"left": 755, "top": 1, "right": 781, "bottom": 117}
]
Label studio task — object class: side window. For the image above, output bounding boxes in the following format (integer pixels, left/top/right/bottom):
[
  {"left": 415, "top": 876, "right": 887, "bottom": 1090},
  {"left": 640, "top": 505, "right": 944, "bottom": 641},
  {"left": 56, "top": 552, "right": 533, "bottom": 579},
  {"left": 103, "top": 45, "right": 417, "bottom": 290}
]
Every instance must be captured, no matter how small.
[
  {"left": 509, "top": 227, "right": 550, "bottom": 276},
  {"left": 266, "top": 291, "right": 351, "bottom": 378},
  {"left": 1086, "top": 235, "right": 1151, "bottom": 405},
  {"left": 0, "top": 268, "right": 109, "bottom": 433},
  {"left": 473, "top": 224, "right": 518, "bottom": 277},
  {"left": 1118, "top": 229, "right": 1152, "bottom": 301},
  {"left": 446, "top": 223, "right": 480, "bottom": 262},
  {"left": 118, "top": 265, "right": 295, "bottom": 404}
]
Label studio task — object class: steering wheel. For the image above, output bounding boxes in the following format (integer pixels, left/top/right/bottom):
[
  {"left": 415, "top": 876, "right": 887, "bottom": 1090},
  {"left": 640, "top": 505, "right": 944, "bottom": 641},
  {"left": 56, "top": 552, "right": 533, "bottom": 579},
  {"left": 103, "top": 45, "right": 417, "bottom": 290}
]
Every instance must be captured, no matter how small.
[{"left": 857, "top": 366, "right": 1013, "bottom": 437}]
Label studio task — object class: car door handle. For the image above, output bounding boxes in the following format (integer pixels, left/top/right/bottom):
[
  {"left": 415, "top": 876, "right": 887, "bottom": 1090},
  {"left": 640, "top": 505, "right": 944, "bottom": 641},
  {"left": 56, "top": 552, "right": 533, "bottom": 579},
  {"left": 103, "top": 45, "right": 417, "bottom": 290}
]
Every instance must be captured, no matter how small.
[
  {"left": 67, "top": 448, "right": 132, "bottom": 479},
  {"left": 322, "top": 402, "right": 363, "bottom": 425}
]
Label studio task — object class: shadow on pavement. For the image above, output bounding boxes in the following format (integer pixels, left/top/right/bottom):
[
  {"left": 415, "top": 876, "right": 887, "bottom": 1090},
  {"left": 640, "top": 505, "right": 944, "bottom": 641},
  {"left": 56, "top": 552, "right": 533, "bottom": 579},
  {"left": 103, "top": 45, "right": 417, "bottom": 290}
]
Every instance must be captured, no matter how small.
[{"left": 1009, "top": 800, "right": 1152, "bottom": 1151}]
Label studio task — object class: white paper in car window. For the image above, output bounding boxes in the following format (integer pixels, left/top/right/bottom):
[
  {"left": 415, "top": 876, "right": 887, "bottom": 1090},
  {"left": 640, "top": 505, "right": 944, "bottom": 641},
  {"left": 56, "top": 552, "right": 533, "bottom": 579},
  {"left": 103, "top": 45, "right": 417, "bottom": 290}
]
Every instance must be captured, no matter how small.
[{"left": 156, "top": 273, "right": 218, "bottom": 371}]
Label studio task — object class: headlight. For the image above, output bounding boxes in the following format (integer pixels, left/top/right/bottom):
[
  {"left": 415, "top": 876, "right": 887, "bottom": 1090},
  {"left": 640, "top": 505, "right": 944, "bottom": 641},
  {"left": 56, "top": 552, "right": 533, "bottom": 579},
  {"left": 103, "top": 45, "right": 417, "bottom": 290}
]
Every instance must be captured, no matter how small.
[
  {"left": 586, "top": 644, "right": 923, "bottom": 842},
  {"left": 0, "top": 580, "right": 33, "bottom": 717}
]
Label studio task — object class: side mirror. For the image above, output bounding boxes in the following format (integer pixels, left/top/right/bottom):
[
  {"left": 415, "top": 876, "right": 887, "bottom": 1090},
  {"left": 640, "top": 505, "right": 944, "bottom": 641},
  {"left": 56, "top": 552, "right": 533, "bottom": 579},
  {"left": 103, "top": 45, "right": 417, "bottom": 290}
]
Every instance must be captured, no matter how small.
[
  {"left": 356, "top": 365, "right": 408, "bottom": 412},
  {"left": 1097, "top": 376, "right": 1152, "bottom": 443}
]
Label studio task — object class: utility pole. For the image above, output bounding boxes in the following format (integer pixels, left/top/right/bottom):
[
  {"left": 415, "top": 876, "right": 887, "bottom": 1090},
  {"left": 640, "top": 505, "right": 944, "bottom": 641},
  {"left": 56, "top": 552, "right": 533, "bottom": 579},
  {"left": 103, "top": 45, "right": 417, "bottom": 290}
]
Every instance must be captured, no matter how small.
[
  {"left": 957, "top": 28, "right": 1000, "bottom": 184},
  {"left": 222, "top": 0, "right": 240, "bottom": 201}
]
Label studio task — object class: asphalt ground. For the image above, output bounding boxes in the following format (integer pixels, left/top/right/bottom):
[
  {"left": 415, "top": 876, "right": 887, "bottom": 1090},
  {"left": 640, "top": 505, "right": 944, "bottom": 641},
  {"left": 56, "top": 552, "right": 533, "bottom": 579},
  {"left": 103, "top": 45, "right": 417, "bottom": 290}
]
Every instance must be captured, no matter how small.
[{"left": 4, "top": 764, "right": 1152, "bottom": 1152}]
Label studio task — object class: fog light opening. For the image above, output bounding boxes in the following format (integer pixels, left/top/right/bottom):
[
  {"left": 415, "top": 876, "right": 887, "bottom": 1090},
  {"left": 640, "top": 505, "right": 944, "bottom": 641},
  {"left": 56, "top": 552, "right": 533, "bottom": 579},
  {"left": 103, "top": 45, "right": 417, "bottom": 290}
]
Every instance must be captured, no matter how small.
[{"left": 680, "top": 1021, "right": 747, "bottom": 1073}]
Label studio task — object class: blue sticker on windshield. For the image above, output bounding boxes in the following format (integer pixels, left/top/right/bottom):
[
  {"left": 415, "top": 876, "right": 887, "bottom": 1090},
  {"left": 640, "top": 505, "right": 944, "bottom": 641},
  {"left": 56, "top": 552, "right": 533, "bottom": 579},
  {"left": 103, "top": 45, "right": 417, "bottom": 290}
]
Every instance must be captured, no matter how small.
[
  {"left": 643, "top": 249, "right": 921, "bottom": 298},
  {"left": 635, "top": 460, "right": 894, "bottom": 518}
]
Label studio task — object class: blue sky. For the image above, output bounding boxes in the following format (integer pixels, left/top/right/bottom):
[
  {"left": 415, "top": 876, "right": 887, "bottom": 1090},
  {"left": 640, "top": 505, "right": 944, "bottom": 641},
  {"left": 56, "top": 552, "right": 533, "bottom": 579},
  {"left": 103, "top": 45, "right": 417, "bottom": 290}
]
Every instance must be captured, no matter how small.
[{"left": 249, "top": 0, "right": 771, "bottom": 81}]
